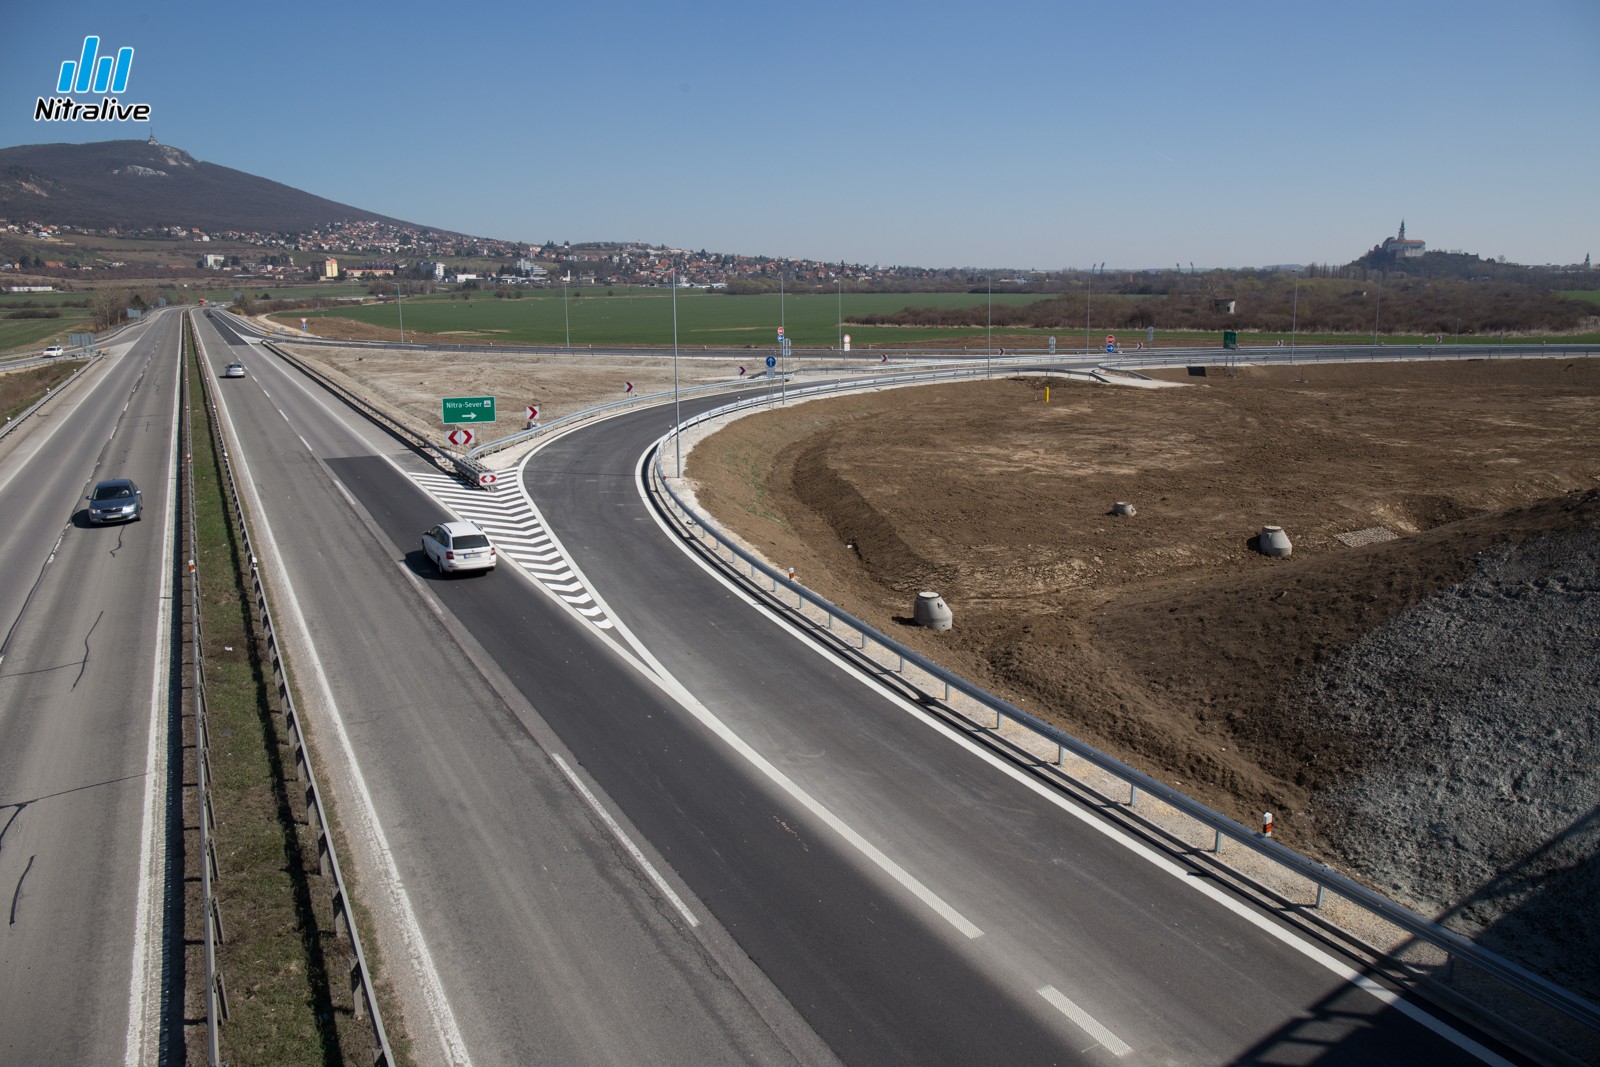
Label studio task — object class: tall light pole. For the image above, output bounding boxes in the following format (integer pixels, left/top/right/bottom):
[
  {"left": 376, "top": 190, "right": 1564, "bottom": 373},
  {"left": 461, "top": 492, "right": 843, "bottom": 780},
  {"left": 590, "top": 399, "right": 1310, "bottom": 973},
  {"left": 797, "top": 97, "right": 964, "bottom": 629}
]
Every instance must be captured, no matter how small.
[
  {"left": 672, "top": 268, "right": 682, "bottom": 477},
  {"left": 1083, "top": 264, "right": 1093, "bottom": 352},
  {"left": 563, "top": 276, "right": 571, "bottom": 351},
  {"left": 986, "top": 274, "right": 993, "bottom": 378},
  {"left": 1290, "top": 269, "right": 1299, "bottom": 357},
  {"left": 396, "top": 282, "right": 404, "bottom": 344},
  {"left": 1373, "top": 271, "right": 1383, "bottom": 348},
  {"left": 836, "top": 278, "right": 842, "bottom": 352}
]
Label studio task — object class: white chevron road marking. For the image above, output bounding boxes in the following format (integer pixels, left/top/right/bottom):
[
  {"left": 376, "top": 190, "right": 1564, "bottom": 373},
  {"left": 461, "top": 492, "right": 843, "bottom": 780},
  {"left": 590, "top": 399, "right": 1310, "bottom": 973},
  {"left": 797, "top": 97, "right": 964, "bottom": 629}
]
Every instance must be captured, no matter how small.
[{"left": 409, "top": 470, "right": 615, "bottom": 630}]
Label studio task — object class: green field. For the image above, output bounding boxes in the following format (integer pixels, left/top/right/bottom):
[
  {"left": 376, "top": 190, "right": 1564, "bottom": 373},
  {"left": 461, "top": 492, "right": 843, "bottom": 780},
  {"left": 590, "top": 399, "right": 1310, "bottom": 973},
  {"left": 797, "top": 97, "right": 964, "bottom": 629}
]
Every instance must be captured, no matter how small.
[
  {"left": 285, "top": 287, "right": 1600, "bottom": 350},
  {"left": 0, "top": 291, "right": 92, "bottom": 353},
  {"left": 289, "top": 288, "right": 1046, "bottom": 348}
]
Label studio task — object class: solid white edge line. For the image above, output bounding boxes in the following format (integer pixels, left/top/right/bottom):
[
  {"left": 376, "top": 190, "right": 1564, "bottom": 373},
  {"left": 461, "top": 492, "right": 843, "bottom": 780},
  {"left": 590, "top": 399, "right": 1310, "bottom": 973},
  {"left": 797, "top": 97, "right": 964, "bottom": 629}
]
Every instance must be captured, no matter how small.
[
  {"left": 637, "top": 433, "right": 1516, "bottom": 1066},
  {"left": 549, "top": 753, "right": 700, "bottom": 928},
  {"left": 1038, "top": 986, "right": 1132, "bottom": 1057},
  {"left": 493, "top": 429, "right": 986, "bottom": 942},
  {"left": 125, "top": 318, "right": 177, "bottom": 1066},
  {"left": 198, "top": 320, "right": 474, "bottom": 1067}
]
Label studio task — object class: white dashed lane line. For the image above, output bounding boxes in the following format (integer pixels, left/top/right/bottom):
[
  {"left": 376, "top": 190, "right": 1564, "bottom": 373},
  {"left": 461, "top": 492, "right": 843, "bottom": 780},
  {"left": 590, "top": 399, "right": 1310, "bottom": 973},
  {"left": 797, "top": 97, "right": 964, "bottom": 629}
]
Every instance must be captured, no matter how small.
[{"left": 408, "top": 470, "right": 614, "bottom": 630}]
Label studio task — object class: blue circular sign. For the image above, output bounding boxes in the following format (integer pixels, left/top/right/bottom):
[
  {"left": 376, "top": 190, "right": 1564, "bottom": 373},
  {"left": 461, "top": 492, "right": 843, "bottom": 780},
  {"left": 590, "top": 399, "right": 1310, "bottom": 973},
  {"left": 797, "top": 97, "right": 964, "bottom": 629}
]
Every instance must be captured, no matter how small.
[{"left": 766, "top": 355, "right": 777, "bottom": 368}]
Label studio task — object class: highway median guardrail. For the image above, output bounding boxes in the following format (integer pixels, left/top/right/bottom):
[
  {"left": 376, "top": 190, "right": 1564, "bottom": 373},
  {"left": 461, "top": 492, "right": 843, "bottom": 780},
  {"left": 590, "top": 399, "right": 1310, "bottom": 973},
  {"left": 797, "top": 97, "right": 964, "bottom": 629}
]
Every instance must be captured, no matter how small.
[
  {"left": 181, "top": 322, "right": 227, "bottom": 1065},
  {"left": 191, "top": 312, "right": 396, "bottom": 1067}
]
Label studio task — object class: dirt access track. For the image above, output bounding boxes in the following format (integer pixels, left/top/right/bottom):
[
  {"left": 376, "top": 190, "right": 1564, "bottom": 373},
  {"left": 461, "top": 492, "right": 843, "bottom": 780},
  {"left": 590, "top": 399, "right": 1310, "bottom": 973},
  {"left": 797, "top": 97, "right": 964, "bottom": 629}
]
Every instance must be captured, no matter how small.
[{"left": 681, "top": 356, "right": 1600, "bottom": 1001}]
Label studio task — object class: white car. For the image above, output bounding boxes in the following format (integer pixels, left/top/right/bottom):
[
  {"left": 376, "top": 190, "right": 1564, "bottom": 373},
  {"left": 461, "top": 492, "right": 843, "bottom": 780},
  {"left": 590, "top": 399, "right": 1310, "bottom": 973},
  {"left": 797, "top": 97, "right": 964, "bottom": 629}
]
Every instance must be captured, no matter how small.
[
  {"left": 421, "top": 520, "right": 497, "bottom": 575},
  {"left": 43, "top": 344, "right": 64, "bottom": 358},
  {"left": 223, "top": 362, "right": 246, "bottom": 378}
]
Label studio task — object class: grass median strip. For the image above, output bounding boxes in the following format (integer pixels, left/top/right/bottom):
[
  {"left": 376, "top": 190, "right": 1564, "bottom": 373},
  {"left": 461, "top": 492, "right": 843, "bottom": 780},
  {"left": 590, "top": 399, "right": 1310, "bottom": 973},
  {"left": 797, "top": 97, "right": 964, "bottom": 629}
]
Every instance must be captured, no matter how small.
[{"left": 185, "top": 323, "right": 377, "bottom": 1065}]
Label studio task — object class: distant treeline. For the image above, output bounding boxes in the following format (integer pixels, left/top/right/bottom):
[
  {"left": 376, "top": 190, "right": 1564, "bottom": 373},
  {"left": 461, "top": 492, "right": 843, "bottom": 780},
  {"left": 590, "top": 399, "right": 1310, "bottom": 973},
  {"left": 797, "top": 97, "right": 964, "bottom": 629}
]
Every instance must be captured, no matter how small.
[{"left": 851, "top": 277, "right": 1595, "bottom": 336}]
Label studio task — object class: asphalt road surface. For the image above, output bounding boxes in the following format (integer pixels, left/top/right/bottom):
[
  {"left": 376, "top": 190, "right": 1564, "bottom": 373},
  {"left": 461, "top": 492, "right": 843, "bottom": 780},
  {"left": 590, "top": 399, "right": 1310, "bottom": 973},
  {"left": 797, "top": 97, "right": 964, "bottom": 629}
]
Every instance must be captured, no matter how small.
[
  {"left": 0, "top": 310, "right": 181, "bottom": 1066},
  {"left": 6, "top": 306, "right": 1531, "bottom": 1065},
  {"left": 193, "top": 311, "right": 834, "bottom": 1066}
]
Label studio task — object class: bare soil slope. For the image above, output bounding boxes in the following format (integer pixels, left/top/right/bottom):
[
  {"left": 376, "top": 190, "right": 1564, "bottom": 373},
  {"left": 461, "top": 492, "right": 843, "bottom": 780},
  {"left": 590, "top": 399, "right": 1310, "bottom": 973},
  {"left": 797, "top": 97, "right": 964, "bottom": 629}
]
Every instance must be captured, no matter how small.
[{"left": 684, "top": 358, "right": 1600, "bottom": 996}]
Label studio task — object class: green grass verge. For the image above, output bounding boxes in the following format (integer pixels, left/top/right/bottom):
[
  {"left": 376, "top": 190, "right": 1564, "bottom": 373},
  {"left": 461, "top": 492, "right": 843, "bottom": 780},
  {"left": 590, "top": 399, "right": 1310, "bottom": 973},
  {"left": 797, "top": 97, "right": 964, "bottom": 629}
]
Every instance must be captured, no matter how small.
[{"left": 186, "top": 324, "right": 374, "bottom": 1066}]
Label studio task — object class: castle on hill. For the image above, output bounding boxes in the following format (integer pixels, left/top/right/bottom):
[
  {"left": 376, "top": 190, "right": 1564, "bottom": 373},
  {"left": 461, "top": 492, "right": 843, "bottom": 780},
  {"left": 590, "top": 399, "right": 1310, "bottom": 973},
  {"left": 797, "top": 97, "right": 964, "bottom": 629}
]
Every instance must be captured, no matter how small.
[{"left": 1382, "top": 220, "right": 1426, "bottom": 258}]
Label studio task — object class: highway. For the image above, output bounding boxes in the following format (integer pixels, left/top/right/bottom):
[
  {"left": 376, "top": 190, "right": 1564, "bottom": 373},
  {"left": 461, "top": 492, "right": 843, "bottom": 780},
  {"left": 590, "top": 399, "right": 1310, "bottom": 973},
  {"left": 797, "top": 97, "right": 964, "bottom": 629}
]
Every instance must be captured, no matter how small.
[
  {"left": 191, "top": 312, "right": 835, "bottom": 1066},
  {"left": 1, "top": 306, "right": 1536, "bottom": 1064},
  {"left": 0, "top": 310, "right": 181, "bottom": 1066},
  {"left": 206, "top": 313, "right": 1528, "bottom": 1064}
]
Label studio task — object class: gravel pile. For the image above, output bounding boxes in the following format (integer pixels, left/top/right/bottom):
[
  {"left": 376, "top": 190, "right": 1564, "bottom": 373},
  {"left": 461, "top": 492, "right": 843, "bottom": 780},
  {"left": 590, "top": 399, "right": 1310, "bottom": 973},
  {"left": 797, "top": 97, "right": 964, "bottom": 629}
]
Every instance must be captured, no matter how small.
[{"left": 1310, "top": 521, "right": 1600, "bottom": 1001}]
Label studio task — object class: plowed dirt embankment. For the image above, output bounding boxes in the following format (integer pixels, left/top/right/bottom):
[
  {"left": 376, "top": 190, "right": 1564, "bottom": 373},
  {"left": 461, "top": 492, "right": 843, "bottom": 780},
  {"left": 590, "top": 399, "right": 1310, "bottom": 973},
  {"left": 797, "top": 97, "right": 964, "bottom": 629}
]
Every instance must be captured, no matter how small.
[{"left": 684, "top": 358, "right": 1600, "bottom": 1000}]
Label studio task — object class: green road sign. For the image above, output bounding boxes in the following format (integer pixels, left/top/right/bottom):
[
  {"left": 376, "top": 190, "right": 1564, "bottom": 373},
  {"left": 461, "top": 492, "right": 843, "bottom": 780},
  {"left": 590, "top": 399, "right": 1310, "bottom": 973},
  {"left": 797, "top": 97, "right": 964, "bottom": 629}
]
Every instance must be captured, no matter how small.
[
  {"left": 442, "top": 396, "right": 497, "bottom": 424},
  {"left": 1222, "top": 331, "right": 1238, "bottom": 351}
]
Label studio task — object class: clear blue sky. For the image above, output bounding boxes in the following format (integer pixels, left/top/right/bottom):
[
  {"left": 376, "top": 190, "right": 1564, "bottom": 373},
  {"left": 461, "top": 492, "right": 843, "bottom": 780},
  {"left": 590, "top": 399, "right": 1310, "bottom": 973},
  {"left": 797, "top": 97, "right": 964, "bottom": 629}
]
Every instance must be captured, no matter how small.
[{"left": 5, "top": 0, "right": 1596, "bottom": 270}]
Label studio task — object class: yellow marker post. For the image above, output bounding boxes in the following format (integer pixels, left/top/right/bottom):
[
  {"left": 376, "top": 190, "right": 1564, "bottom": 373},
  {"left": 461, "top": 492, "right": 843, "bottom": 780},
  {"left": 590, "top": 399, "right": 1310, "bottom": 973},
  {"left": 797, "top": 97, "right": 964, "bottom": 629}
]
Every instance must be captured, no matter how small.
[{"left": 1044, "top": 386, "right": 1050, "bottom": 403}]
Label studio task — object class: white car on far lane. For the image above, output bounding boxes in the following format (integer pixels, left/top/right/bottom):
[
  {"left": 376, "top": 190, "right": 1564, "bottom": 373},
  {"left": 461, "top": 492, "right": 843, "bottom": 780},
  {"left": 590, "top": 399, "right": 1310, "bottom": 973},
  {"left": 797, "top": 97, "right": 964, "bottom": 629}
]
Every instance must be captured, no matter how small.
[{"left": 421, "top": 520, "right": 498, "bottom": 575}]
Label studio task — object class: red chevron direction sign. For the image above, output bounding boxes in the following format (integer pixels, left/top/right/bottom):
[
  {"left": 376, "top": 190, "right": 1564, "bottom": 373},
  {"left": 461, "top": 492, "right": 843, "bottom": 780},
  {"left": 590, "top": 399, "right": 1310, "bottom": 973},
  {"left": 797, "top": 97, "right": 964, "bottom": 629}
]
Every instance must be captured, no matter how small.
[{"left": 446, "top": 427, "right": 475, "bottom": 447}]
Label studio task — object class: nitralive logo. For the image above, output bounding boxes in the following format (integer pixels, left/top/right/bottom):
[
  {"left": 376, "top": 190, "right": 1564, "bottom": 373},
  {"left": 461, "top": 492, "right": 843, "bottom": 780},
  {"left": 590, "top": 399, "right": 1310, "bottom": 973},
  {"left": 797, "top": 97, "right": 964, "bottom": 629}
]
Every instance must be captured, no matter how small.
[{"left": 34, "top": 36, "right": 152, "bottom": 122}]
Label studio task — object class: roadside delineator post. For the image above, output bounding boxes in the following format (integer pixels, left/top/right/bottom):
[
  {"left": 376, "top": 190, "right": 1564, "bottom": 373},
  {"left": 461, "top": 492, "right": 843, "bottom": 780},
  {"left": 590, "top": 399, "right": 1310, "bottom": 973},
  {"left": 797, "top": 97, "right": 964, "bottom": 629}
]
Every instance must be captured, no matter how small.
[{"left": 1263, "top": 812, "right": 1274, "bottom": 837}]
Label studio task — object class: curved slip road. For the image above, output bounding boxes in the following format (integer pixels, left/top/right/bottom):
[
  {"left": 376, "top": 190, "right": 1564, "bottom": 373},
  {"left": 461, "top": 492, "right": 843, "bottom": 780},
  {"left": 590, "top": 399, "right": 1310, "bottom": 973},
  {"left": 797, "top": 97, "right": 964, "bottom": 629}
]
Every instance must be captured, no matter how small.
[{"left": 514, "top": 383, "right": 1532, "bottom": 1066}]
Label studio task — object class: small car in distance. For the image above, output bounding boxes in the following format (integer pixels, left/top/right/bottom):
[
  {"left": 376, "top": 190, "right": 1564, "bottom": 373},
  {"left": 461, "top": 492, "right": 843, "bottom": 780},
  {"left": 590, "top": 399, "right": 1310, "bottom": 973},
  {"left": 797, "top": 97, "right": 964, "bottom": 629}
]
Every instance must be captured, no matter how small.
[
  {"left": 223, "top": 362, "right": 246, "bottom": 378},
  {"left": 43, "top": 344, "right": 65, "bottom": 358},
  {"left": 87, "top": 478, "right": 143, "bottom": 524},
  {"left": 421, "top": 520, "right": 497, "bottom": 575}
]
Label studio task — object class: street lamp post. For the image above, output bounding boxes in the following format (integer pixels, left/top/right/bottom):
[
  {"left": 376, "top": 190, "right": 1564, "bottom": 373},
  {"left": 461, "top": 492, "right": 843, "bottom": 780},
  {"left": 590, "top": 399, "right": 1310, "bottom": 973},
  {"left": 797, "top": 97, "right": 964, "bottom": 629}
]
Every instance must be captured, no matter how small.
[
  {"left": 396, "top": 283, "right": 404, "bottom": 344},
  {"left": 563, "top": 276, "right": 571, "bottom": 351},
  {"left": 672, "top": 268, "right": 681, "bottom": 477},
  {"left": 1290, "top": 270, "right": 1299, "bottom": 356},
  {"left": 1083, "top": 265, "right": 1093, "bottom": 352},
  {"left": 1373, "top": 272, "right": 1383, "bottom": 348},
  {"left": 986, "top": 274, "right": 992, "bottom": 378}
]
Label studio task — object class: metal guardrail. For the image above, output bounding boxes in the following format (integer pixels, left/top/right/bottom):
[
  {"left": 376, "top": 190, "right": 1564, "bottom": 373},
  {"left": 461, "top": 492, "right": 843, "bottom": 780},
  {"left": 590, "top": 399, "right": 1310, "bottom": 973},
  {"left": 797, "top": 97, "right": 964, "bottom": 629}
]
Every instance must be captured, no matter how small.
[
  {"left": 208, "top": 321, "right": 1600, "bottom": 1041},
  {"left": 469, "top": 376, "right": 783, "bottom": 461},
  {"left": 260, "top": 338, "right": 498, "bottom": 489},
  {"left": 468, "top": 356, "right": 1109, "bottom": 461},
  {"left": 1101, "top": 342, "right": 1600, "bottom": 372},
  {"left": 646, "top": 371, "right": 1600, "bottom": 1039},
  {"left": 181, "top": 319, "right": 228, "bottom": 1065},
  {"left": 190, "top": 312, "right": 396, "bottom": 1066},
  {"left": 0, "top": 349, "right": 105, "bottom": 443}
]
